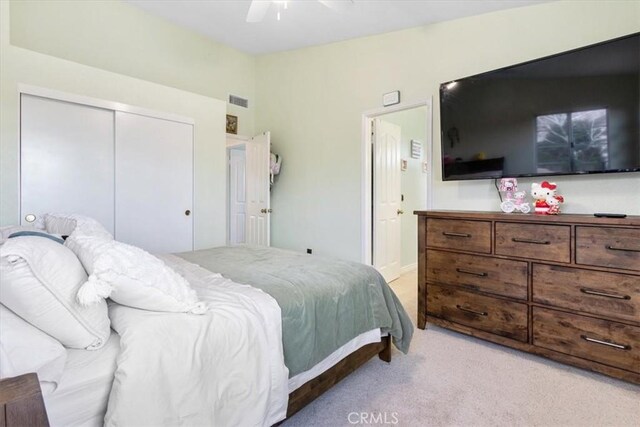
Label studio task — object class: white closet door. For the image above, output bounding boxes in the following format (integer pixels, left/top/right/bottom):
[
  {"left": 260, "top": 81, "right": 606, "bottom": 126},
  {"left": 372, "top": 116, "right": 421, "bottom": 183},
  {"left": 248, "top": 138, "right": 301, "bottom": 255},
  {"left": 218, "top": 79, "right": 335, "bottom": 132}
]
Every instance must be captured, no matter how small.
[
  {"left": 115, "top": 112, "right": 193, "bottom": 253},
  {"left": 20, "top": 94, "right": 115, "bottom": 232}
]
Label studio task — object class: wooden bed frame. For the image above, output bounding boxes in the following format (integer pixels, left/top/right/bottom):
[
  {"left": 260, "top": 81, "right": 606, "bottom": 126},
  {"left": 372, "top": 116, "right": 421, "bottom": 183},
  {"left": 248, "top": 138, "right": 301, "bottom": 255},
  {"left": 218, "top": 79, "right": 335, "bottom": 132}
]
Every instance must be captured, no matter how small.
[{"left": 286, "top": 335, "right": 391, "bottom": 419}]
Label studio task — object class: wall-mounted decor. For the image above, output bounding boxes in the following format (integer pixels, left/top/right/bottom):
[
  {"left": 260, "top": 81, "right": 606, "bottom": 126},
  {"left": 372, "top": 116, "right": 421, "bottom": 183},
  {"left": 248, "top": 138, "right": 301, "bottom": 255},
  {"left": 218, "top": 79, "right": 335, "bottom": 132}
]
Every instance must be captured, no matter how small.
[
  {"left": 411, "top": 139, "right": 422, "bottom": 159},
  {"left": 226, "top": 114, "right": 238, "bottom": 134},
  {"left": 382, "top": 90, "right": 400, "bottom": 107}
]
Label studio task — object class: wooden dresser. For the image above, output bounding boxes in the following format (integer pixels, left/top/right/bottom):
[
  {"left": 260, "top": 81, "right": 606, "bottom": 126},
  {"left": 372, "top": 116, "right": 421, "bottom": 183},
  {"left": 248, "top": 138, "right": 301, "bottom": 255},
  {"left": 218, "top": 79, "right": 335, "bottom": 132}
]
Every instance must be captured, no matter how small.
[{"left": 415, "top": 210, "right": 640, "bottom": 384}]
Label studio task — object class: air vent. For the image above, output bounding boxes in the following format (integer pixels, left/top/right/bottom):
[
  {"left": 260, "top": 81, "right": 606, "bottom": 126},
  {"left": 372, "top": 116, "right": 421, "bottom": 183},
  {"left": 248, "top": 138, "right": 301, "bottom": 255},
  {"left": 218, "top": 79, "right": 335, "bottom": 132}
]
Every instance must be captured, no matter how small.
[{"left": 229, "top": 95, "right": 248, "bottom": 108}]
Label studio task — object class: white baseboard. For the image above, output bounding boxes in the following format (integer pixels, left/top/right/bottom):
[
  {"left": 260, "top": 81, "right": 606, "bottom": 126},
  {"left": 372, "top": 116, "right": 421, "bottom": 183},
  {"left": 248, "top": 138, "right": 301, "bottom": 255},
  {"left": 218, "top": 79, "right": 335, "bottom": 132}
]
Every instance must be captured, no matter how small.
[{"left": 400, "top": 263, "right": 417, "bottom": 275}]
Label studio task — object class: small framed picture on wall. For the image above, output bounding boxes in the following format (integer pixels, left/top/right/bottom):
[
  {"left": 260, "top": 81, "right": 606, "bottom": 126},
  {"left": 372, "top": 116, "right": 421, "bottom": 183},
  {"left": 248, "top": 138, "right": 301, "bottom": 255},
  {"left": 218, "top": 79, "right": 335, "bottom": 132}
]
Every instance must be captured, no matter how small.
[{"left": 226, "top": 114, "right": 238, "bottom": 134}]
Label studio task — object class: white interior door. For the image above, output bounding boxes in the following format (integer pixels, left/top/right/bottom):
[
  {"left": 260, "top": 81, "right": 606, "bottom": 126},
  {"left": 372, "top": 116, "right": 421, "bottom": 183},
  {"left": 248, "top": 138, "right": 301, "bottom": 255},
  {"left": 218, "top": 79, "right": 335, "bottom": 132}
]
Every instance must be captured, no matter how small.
[
  {"left": 245, "top": 132, "right": 270, "bottom": 246},
  {"left": 228, "top": 147, "right": 247, "bottom": 245},
  {"left": 115, "top": 112, "right": 193, "bottom": 253},
  {"left": 20, "top": 94, "right": 115, "bottom": 232},
  {"left": 373, "top": 119, "right": 402, "bottom": 282}
]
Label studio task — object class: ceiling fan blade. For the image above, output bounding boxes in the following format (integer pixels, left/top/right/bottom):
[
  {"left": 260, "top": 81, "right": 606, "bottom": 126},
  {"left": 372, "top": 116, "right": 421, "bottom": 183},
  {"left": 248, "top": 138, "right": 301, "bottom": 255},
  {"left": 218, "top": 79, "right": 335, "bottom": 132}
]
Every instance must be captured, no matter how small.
[
  {"left": 246, "top": 1, "right": 271, "bottom": 23},
  {"left": 318, "top": 0, "right": 354, "bottom": 14}
]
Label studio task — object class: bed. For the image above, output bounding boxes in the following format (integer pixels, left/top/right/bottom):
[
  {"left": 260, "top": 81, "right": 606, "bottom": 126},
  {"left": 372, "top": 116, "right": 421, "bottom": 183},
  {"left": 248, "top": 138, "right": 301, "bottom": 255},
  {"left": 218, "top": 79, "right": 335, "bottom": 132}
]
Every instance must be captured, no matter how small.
[{"left": 0, "top": 218, "right": 413, "bottom": 426}]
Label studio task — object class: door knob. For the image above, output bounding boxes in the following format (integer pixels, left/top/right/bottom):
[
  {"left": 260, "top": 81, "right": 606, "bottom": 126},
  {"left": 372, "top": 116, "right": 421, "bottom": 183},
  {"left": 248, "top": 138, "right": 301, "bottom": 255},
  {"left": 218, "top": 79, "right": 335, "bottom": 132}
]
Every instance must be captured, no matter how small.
[
  {"left": 397, "top": 209, "right": 404, "bottom": 215},
  {"left": 260, "top": 208, "right": 267, "bottom": 214},
  {"left": 267, "top": 208, "right": 273, "bottom": 213},
  {"left": 185, "top": 210, "right": 191, "bottom": 216}
]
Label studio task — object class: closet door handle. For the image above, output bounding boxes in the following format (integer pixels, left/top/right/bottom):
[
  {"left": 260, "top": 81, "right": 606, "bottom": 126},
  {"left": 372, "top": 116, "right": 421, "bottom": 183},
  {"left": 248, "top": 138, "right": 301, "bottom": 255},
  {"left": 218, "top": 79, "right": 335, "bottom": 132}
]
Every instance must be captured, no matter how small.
[
  {"left": 605, "top": 245, "right": 640, "bottom": 253},
  {"left": 261, "top": 208, "right": 268, "bottom": 214},
  {"left": 581, "top": 335, "right": 630, "bottom": 350},
  {"left": 512, "top": 237, "right": 550, "bottom": 245},
  {"left": 185, "top": 210, "right": 191, "bottom": 216},
  {"left": 580, "top": 288, "right": 630, "bottom": 300},
  {"left": 443, "top": 232, "right": 471, "bottom": 238},
  {"left": 456, "top": 268, "right": 487, "bottom": 277},
  {"left": 456, "top": 305, "right": 488, "bottom": 316}
]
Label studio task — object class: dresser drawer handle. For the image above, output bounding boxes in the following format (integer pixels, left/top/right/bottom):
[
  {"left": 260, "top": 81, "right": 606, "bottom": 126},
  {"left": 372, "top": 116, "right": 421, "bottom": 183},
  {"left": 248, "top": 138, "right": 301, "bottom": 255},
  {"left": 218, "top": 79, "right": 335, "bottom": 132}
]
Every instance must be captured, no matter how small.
[
  {"left": 581, "top": 335, "right": 631, "bottom": 350},
  {"left": 605, "top": 245, "right": 640, "bottom": 253},
  {"left": 456, "top": 268, "right": 487, "bottom": 277},
  {"left": 443, "top": 232, "right": 471, "bottom": 238},
  {"left": 511, "top": 237, "right": 550, "bottom": 245},
  {"left": 456, "top": 305, "right": 488, "bottom": 316},
  {"left": 580, "top": 288, "right": 631, "bottom": 300}
]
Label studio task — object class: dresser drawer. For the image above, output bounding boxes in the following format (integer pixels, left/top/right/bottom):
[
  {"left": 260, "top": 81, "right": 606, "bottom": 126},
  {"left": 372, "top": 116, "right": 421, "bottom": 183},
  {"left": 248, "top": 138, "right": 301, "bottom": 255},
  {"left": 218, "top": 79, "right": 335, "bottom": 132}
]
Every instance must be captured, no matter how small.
[
  {"left": 426, "top": 218, "right": 491, "bottom": 253},
  {"left": 427, "top": 250, "right": 528, "bottom": 300},
  {"left": 533, "top": 307, "right": 640, "bottom": 373},
  {"left": 533, "top": 264, "right": 640, "bottom": 324},
  {"left": 427, "top": 284, "right": 528, "bottom": 342},
  {"left": 495, "top": 222, "right": 570, "bottom": 263},
  {"left": 576, "top": 226, "right": 640, "bottom": 271}
]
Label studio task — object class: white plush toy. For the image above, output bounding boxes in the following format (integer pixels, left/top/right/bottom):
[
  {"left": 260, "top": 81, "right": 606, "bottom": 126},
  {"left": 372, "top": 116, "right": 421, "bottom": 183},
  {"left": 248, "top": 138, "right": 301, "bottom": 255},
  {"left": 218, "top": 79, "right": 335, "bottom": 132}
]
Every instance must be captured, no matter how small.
[{"left": 531, "top": 181, "right": 564, "bottom": 215}]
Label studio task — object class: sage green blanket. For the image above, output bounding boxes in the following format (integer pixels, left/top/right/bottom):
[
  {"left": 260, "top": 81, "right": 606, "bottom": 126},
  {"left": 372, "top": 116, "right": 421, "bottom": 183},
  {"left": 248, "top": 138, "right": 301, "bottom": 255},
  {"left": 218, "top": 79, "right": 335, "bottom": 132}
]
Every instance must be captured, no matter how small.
[{"left": 177, "top": 246, "right": 413, "bottom": 377}]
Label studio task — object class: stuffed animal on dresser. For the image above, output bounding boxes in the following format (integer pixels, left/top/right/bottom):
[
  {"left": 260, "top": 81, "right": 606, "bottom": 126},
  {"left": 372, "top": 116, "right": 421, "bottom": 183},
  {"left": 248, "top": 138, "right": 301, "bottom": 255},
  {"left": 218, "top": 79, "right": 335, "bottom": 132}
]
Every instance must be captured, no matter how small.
[{"left": 531, "top": 181, "right": 564, "bottom": 214}]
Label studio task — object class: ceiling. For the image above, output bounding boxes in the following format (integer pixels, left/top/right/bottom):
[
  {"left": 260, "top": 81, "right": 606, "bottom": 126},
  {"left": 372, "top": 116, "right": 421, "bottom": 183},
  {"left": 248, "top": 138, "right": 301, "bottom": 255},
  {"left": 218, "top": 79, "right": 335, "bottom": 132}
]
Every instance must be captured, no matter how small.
[{"left": 125, "top": 0, "right": 551, "bottom": 55}]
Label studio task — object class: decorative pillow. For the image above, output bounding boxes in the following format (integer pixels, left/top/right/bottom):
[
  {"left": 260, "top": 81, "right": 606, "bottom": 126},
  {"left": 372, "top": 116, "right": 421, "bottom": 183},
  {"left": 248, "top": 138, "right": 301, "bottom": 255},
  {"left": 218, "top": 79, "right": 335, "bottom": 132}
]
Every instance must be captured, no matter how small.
[
  {"left": 0, "top": 224, "right": 45, "bottom": 245},
  {"left": 9, "top": 230, "right": 65, "bottom": 245},
  {"left": 69, "top": 236, "right": 206, "bottom": 314},
  {"left": 0, "top": 236, "right": 111, "bottom": 350},
  {"left": 0, "top": 304, "right": 67, "bottom": 387},
  {"left": 43, "top": 213, "right": 112, "bottom": 239}
]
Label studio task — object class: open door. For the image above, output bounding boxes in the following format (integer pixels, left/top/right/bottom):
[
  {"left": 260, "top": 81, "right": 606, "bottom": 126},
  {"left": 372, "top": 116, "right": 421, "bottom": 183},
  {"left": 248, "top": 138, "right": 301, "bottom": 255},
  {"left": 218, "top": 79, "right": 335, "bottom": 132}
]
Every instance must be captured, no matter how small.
[
  {"left": 373, "top": 119, "right": 402, "bottom": 282},
  {"left": 245, "top": 132, "right": 271, "bottom": 246}
]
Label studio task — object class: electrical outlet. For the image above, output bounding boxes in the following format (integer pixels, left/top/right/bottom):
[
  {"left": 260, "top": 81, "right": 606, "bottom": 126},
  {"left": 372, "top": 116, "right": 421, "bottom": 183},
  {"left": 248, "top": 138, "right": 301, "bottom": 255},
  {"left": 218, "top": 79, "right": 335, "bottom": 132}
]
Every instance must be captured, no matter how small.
[{"left": 307, "top": 248, "right": 313, "bottom": 254}]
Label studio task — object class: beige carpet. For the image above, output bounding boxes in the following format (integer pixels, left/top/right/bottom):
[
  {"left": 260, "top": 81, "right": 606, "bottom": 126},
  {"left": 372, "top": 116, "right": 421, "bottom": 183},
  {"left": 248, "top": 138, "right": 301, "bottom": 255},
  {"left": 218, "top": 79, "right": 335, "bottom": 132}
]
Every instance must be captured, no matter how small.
[{"left": 283, "top": 272, "right": 640, "bottom": 427}]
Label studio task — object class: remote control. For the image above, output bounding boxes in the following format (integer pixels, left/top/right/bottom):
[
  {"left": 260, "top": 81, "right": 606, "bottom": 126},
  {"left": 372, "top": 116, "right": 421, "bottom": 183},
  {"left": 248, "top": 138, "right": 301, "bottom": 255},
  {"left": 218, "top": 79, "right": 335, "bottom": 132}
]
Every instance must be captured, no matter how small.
[{"left": 594, "top": 213, "right": 627, "bottom": 218}]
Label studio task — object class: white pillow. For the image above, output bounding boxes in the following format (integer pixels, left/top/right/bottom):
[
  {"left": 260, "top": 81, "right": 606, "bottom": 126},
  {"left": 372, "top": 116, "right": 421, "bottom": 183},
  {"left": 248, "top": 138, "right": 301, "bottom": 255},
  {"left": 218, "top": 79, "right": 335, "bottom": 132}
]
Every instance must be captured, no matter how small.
[
  {"left": 43, "top": 213, "right": 112, "bottom": 239},
  {"left": 0, "top": 304, "right": 67, "bottom": 387},
  {"left": 68, "top": 235, "right": 206, "bottom": 314},
  {"left": 0, "top": 236, "right": 111, "bottom": 349}
]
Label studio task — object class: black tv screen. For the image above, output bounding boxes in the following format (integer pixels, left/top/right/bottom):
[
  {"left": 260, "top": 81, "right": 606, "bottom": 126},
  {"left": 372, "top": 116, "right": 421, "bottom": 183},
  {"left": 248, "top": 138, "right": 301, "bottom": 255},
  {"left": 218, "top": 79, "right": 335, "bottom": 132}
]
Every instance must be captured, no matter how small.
[{"left": 440, "top": 33, "right": 640, "bottom": 181}]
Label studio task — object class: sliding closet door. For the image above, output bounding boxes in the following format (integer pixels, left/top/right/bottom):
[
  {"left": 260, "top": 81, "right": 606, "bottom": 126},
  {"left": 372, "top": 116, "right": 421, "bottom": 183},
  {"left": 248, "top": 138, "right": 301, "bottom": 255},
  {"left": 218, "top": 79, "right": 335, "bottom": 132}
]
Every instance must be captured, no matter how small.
[
  {"left": 20, "top": 94, "right": 115, "bottom": 232},
  {"left": 115, "top": 112, "right": 193, "bottom": 253}
]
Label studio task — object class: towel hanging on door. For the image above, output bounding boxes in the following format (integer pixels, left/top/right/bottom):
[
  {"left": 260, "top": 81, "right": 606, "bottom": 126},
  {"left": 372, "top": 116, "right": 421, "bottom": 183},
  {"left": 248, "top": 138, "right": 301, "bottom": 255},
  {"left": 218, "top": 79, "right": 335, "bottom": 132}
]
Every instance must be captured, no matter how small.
[{"left": 270, "top": 153, "right": 282, "bottom": 187}]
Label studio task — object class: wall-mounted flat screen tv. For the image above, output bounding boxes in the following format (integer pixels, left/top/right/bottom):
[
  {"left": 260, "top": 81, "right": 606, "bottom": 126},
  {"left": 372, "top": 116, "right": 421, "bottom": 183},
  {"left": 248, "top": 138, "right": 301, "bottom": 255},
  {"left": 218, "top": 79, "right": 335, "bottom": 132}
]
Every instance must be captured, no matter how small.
[{"left": 440, "top": 33, "right": 640, "bottom": 181}]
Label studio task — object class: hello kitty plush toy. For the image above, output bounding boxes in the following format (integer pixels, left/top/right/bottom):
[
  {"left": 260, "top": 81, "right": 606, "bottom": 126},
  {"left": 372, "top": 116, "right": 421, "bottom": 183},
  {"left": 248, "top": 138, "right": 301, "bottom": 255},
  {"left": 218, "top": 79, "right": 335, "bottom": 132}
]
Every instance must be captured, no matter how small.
[{"left": 531, "top": 181, "right": 564, "bottom": 215}]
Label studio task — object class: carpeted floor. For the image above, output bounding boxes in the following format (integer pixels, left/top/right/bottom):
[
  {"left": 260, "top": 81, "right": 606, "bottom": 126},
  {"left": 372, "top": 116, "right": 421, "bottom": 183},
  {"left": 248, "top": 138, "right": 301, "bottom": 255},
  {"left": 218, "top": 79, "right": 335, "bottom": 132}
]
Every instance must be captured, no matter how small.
[{"left": 283, "top": 271, "right": 640, "bottom": 427}]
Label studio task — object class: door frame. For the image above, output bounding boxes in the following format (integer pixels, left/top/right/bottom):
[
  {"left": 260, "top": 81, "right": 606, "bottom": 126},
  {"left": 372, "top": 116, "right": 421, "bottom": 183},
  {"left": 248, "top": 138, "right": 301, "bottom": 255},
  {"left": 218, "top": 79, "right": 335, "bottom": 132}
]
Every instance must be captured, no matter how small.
[
  {"left": 361, "top": 99, "right": 433, "bottom": 265},
  {"left": 18, "top": 84, "right": 194, "bottom": 125}
]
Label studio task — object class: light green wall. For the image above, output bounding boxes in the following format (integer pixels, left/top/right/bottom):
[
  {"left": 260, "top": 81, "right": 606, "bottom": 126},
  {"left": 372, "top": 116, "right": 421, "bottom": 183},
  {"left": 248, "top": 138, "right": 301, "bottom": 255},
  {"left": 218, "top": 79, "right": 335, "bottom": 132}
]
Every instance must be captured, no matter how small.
[
  {"left": 3, "top": 0, "right": 640, "bottom": 261},
  {"left": 9, "top": 0, "right": 255, "bottom": 136},
  {"left": 0, "top": 0, "right": 228, "bottom": 249},
  {"left": 256, "top": 0, "right": 640, "bottom": 262},
  {"left": 382, "top": 107, "right": 428, "bottom": 270}
]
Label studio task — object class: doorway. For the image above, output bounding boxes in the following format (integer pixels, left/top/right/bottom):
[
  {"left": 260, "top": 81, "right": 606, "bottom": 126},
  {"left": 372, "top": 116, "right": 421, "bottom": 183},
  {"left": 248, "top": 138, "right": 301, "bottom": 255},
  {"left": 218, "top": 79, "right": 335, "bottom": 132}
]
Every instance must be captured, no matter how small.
[
  {"left": 228, "top": 145, "right": 247, "bottom": 245},
  {"left": 362, "top": 100, "right": 433, "bottom": 282}
]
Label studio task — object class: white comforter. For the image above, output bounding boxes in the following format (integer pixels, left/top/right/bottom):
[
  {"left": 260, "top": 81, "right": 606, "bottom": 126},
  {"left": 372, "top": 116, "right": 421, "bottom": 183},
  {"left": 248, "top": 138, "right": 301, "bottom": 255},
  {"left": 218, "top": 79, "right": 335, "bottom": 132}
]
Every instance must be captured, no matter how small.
[{"left": 104, "top": 255, "right": 289, "bottom": 427}]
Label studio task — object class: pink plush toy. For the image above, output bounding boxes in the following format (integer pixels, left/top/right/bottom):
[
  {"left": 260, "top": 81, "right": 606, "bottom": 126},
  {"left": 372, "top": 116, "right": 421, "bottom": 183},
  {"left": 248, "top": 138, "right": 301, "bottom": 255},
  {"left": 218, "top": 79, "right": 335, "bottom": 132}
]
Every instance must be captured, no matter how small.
[{"left": 531, "top": 181, "right": 564, "bottom": 215}]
